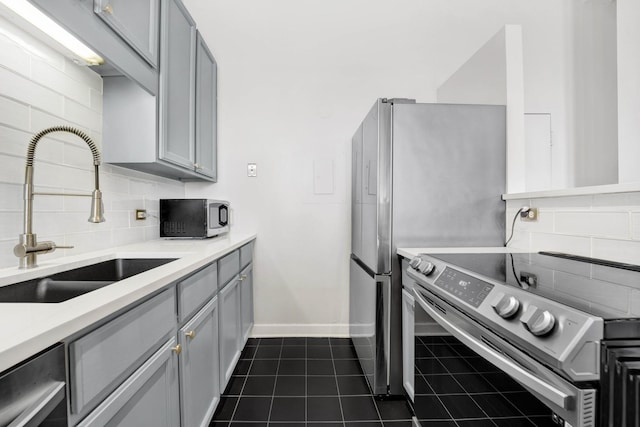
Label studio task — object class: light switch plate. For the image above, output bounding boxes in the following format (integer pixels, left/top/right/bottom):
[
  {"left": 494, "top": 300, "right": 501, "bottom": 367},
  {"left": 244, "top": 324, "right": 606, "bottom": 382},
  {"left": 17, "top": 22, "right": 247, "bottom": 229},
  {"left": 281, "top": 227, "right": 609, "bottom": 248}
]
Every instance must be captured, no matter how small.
[{"left": 247, "top": 163, "right": 257, "bottom": 177}]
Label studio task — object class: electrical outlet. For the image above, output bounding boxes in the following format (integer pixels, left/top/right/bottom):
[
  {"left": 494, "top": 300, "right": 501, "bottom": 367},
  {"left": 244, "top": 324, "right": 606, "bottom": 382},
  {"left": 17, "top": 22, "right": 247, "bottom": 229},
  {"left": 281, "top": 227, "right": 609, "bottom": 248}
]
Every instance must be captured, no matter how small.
[
  {"left": 520, "top": 207, "right": 538, "bottom": 221},
  {"left": 135, "top": 209, "right": 147, "bottom": 220}
]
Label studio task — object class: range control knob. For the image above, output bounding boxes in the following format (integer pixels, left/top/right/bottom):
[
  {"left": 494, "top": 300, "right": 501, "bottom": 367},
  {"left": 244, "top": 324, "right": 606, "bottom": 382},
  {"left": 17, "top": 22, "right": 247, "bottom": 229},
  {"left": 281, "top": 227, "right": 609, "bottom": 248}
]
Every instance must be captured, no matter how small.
[
  {"left": 520, "top": 305, "right": 556, "bottom": 337},
  {"left": 418, "top": 261, "right": 436, "bottom": 276},
  {"left": 409, "top": 257, "right": 422, "bottom": 269},
  {"left": 491, "top": 293, "right": 520, "bottom": 319}
]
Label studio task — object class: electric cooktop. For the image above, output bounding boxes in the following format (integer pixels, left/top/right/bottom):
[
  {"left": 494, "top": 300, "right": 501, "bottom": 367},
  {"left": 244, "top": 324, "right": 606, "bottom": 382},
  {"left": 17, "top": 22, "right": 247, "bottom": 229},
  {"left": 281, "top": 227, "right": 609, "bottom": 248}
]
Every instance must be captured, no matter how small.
[{"left": 425, "top": 251, "right": 640, "bottom": 321}]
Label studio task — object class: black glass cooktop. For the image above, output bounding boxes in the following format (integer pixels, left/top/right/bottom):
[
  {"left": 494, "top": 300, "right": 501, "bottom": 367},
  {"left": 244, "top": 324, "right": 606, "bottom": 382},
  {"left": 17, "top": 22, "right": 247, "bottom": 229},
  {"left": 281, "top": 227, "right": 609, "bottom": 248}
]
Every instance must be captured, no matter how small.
[{"left": 426, "top": 251, "right": 640, "bottom": 321}]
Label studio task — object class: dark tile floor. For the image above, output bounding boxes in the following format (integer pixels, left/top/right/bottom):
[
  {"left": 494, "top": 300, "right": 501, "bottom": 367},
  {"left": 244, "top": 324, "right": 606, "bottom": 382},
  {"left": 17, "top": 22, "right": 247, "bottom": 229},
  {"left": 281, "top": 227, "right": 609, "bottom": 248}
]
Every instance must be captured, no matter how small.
[{"left": 210, "top": 337, "right": 413, "bottom": 426}]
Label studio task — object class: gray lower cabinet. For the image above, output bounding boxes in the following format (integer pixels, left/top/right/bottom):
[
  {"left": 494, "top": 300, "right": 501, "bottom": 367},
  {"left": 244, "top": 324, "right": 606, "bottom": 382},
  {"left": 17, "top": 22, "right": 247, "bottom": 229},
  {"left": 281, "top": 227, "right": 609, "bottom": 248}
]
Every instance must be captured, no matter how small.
[
  {"left": 219, "top": 276, "right": 241, "bottom": 391},
  {"left": 63, "top": 245, "right": 254, "bottom": 426},
  {"left": 68, "top": 288, "right": 176, "bottom": 424},
  {"left": 77, "top": 338, "right": 180, "bottom": 427},
  {"left": 240, "top": 264, "right": 254, "bottom": 346},
  {"left": 179, "top": 297, "right": 220, "bottom": 427}
]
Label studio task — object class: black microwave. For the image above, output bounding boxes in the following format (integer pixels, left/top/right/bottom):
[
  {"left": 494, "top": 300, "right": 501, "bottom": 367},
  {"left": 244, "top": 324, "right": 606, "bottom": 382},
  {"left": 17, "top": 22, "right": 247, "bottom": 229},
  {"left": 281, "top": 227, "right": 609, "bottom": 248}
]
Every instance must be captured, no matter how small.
[{"left": 160, "top": 199, "right": 229, "bottom": 238}]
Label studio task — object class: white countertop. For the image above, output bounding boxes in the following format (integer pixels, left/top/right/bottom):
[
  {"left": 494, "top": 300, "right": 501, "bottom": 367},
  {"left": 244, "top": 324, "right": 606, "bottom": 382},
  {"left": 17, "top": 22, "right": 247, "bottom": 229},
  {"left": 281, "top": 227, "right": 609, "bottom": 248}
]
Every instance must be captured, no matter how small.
[
  {"left": 0, "top": 232, "right": 256, "bottom": 373},
  {"left": 397, "top": 247, "right": 528, "bottom": 259}
]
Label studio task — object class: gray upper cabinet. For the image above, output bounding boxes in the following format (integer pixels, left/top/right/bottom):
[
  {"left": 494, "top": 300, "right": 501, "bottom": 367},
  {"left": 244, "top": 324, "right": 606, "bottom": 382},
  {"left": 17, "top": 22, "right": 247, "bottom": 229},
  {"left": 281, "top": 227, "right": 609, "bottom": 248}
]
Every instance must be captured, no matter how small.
[
  {"left": 29, "top": 0, "right": 158, "bottom": 94},
  {"left": 94, "top": 0, "right": 160, "bottom": 68},
  {"left": 102, "top": 0, "right": 218, "bottom": 182},
  {"left": 195, "top": 31, "right": 218, "bottom": 181},
  {"left": 159, "top": 0, "right": 197, "bottom": 171}
]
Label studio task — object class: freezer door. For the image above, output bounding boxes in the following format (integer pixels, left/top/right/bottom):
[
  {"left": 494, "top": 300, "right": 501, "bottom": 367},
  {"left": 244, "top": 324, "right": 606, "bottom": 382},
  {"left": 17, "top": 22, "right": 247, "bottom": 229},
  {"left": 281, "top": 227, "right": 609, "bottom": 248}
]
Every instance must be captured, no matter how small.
[
  {"left": 352, "top": 99, "right": 392, "bottom": 274},
  {"left": 391, "top": 103, "right": 506, "bottom": 248},
  {"left": 349, "top": 257, "right": 389, "bottom": 395}
]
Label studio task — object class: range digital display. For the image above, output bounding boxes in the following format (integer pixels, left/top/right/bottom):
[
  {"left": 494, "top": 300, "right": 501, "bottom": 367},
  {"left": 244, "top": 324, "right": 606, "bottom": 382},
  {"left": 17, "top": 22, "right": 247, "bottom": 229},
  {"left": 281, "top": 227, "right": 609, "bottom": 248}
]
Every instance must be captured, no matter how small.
[{"left": 434, "top": 267, "right": 494, "bottom": 307}]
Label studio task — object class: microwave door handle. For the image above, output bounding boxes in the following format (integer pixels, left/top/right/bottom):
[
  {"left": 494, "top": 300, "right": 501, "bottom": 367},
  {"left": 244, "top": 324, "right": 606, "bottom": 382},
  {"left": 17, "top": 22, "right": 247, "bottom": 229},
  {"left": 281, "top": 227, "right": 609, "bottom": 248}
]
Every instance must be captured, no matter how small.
[
  {"left": 8, "top": 381, "right": 65, "bottom": 427},
  {"left": 412, "top": 288, "right": 572, "bottom": 410},
  {"left": 219, "top": 206, "right": 228, "bottom": 226}
]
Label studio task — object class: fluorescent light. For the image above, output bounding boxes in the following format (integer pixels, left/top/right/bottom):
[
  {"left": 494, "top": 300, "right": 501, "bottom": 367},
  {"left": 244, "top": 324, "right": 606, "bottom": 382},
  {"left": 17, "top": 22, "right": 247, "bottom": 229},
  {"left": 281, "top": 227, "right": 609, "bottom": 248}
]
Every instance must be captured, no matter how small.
[{"left": 0, "top": 0, "right": 103, "bottom": 65}]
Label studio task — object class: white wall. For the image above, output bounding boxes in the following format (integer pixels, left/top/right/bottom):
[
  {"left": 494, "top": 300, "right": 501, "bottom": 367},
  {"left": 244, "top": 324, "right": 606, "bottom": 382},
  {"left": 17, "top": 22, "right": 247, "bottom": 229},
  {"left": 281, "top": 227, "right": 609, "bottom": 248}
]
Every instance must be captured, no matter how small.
[
  {"left": 506, "top": 192, "right": 640, "bottom": 265},
  {"left": 617, "top": 0, "right": 640, "bottom": 184},
  {"left": 0, "top": 16, "right": 185, "bottom": 269},
  {"left": 182, "top": 0, "right": 589, "bottom": 336},
  {"left": 437, "top": 25, "right": 526, "bottom": 193}
]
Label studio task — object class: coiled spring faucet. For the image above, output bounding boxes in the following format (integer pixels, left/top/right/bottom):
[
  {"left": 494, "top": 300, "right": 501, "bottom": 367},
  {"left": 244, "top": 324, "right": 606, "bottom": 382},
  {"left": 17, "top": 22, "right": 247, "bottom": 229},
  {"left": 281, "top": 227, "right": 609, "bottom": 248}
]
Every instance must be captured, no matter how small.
[{"left": 14, "top": 126, "right": 106, "bottom": 269}]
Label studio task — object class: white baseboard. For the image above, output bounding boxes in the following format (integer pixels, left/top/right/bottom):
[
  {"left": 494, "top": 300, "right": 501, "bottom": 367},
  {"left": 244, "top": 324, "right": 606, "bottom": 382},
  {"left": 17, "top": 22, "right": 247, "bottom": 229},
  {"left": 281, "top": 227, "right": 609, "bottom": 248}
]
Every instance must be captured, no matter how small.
[{"left": 250, "top": 323, "right": 350, "bottom": 338}]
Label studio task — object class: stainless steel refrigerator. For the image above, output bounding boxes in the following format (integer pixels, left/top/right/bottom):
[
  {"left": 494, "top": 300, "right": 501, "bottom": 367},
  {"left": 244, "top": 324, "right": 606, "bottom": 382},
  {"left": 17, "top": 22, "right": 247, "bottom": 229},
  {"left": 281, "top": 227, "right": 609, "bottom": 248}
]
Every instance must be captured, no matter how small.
[{"left": 350, "top": 98, "right": 506, "bottom": 395}]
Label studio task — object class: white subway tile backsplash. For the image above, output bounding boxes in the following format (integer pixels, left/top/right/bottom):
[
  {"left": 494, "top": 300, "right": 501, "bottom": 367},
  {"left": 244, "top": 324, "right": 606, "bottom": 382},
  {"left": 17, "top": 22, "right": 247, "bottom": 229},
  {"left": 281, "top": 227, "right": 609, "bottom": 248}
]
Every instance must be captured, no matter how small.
[
  {"left": 112, "top": 227, "right": 145, "bottom": 246},
  {"left": 555, "top": 270, "right": 630, "bottom": 314},
  {"left": 530, "top": 232, "right": 591, "bottom": 257},
  {"left": 31, "top": 58, "right": 91, "bottom": 106},
  {"left": 507, "top": 192, "right": 640, "bottom": 265},
  {"left": 129, "top": 179, "right": 157, "bottom": 197},
  {"left": 0, "top": 67, "right": 63, "bottom": 114},
  {"left": 62, "top": 58, "right": 102, "bottom": 93},
  {"left": 0, "top": 212, "right": 22, "bottom": 237},
  {"left": 29, "top": 110, "right": 90, "bottom": 139},
  {"left": 0, "top": 154, "right": 27, "bottom": 185},
  {"left": 0, "top": 183, "right": 23, "bottom": 211},
  {"left": 64, "top": 98, "right": 102, "bottom": 131},
  {"left": 592, "top": 238, "right": 640, "bottom": 265},
  {"left": 0, "top": 33, "right": 30, "bottom": 75},
  {"left": 555, "top": 211, "right": 629, "bottom": 239},
  {"left": 0, "top": 21, "right": 186, "bottom": 269},
  {"left": 630, "top": 290, "right": 640, "bottom": 316},
  {"left": 632, "top": 214, "right": 640, "bottom": 240},
  {"left": 0, "top": 97, "right": 29, "bottom": 131},
  {"left": 531, "top": 196, "right": 593, "bottom": 210}
]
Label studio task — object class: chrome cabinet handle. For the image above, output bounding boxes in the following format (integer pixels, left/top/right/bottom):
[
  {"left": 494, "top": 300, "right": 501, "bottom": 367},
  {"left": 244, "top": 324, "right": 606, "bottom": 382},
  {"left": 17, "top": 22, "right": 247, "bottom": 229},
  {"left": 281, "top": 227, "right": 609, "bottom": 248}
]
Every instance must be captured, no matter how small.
[
  {"left": 171, "top": 344, "right": 182, "bottom": 355},
  {"left": 412, "top": 288, "right": 572, "bottom": 410},
  {"left": 185, "top": 330, "right": 196, "bottom": 339},
  {"left": 103, "top": 4, "right": 113, "bottom": 14}
]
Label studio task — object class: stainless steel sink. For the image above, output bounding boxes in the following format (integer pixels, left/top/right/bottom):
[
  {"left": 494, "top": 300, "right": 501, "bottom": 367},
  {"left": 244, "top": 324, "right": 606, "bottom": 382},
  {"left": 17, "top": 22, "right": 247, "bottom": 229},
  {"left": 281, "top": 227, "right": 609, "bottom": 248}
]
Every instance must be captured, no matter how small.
[{"left": 0, "top": 258, "right": 177, "bottom": 303}]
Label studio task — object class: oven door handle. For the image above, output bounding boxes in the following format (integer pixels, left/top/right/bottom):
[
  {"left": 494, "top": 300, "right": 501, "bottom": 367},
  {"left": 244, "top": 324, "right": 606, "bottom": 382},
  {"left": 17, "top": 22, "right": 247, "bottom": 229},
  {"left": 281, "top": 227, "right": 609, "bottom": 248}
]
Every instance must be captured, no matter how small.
[{"left": 413, "top": 288, "right": 571, "bottom": 410}]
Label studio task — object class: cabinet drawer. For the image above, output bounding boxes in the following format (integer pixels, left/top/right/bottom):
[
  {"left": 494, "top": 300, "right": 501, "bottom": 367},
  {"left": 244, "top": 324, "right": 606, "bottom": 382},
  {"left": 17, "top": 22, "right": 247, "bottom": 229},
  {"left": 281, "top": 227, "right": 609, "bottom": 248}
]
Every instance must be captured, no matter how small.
[
  {"left": 240, "top": 241, "right": 254, "bottom": 269},
  {"left": 178, "top": 262, "right": 217, "bottom": 322},
  {"left": 218, "top": 250, "right": 239, "bottom": 288},
  {"left": 69, "top": 287, "right": 176, "bottom": 418}
]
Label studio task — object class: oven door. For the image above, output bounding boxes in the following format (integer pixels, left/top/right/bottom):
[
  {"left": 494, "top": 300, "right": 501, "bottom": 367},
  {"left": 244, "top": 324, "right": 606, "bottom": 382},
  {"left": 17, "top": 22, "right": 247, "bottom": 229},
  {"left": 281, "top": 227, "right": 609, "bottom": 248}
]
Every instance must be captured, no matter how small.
[{"left": 412, "top": 286, "right": 597, "bottom": 427}]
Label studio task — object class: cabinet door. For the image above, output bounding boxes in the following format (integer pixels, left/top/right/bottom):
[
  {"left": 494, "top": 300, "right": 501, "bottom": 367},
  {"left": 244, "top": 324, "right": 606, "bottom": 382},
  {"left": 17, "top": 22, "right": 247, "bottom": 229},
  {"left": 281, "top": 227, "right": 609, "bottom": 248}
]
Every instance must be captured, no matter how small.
[
  {"left": 194, "top": 31, "right": 217, "bottom": 180},
  {"left": 69, "top": 288, "right": 176, "bottom": 421},
  {"left": 240, "top": 265, "right": 254, "bottom": 346},
  {"left": 179, "top": 298, "right": 219, "bottom": 427},
  {"left": 77, "top": 338, "right": 180, "bottom": 427},
  {"left": 401, "top": 288, "right": 415, "bottom": 402},
  {"left": 94, "top": 0, "right": 160, "bottom": 67},
  {"left": 159, "top": 0, "right": 196, "bottom": 170},
  {"left": 219, "top": 277, "right": 241, "bottom": 391}
]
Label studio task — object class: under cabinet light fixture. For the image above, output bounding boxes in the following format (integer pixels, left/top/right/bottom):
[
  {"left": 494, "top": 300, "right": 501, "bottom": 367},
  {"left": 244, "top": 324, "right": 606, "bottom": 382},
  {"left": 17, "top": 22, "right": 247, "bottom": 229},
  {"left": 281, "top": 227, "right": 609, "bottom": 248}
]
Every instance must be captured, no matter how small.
[{"left": 0, "top": 0, "right": 103, "bottom": 65}]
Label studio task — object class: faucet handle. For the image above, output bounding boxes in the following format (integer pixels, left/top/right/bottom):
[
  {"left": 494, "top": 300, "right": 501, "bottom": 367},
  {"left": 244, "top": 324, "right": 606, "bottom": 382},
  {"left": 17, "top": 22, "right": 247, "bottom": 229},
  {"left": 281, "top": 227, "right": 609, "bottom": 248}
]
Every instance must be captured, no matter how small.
[
  {"left": 14, "top": 241, "right": 73, "bottom": 258},
  {"left": 54, "top": 245, "right": 74, "bottom": 250}
]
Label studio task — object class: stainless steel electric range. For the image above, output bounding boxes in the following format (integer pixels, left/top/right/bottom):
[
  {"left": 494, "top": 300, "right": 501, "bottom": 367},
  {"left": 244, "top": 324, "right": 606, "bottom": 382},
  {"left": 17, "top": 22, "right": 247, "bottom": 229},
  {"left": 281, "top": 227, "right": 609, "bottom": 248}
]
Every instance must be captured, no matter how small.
[{"left": 407, "top": 250, "right": 640, "bottom": 427}]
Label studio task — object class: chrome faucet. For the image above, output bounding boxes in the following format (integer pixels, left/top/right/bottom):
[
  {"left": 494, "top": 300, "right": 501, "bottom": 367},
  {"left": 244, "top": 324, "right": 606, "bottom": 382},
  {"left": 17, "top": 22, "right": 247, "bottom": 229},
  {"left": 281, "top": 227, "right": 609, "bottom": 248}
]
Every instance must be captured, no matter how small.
[{"left": 14, "top": 126, "right": 106, "bottom": 269}]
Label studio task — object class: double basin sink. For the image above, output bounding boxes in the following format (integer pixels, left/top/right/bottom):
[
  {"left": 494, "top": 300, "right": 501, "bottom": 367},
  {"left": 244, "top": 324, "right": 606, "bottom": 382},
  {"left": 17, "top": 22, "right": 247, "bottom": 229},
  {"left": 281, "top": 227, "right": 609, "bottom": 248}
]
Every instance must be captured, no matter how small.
[{"left": 0, "top": 258, "right": 177, "bottom": 303}]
